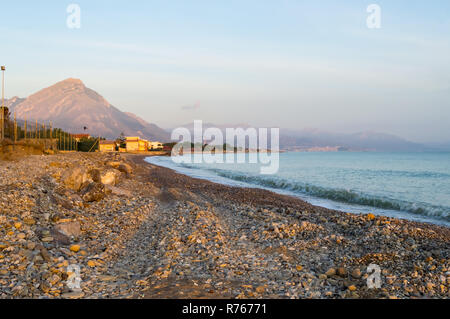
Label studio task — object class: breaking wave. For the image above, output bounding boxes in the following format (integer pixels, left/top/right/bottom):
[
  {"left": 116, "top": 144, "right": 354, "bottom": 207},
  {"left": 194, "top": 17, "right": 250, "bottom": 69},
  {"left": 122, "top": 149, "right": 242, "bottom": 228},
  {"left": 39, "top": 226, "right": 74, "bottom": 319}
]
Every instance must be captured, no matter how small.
[{"left": 177, "top": 163, "right": 450, "bottom": 221}]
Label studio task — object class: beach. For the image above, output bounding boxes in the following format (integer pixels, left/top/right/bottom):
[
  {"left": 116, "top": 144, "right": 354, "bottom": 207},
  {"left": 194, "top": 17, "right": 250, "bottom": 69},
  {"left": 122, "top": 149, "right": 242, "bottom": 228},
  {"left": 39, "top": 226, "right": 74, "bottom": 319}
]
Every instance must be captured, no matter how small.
[{"left": 0, "top": 152, "right": 448, "bottom": 299}]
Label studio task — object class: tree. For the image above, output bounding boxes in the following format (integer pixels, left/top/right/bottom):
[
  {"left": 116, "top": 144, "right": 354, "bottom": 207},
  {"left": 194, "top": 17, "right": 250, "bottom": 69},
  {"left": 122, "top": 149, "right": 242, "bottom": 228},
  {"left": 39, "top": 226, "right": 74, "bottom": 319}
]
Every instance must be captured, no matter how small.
[{"left": 118, "top": 132, "right": 126, "bottom": 148}]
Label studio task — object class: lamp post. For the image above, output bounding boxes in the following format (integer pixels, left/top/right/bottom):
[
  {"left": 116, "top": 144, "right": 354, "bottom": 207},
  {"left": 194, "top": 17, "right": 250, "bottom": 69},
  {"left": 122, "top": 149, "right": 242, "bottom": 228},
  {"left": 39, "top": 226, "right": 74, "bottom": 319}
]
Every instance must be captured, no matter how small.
[{"left": 1, "top": 66, "right": 5, "bottom": 140}]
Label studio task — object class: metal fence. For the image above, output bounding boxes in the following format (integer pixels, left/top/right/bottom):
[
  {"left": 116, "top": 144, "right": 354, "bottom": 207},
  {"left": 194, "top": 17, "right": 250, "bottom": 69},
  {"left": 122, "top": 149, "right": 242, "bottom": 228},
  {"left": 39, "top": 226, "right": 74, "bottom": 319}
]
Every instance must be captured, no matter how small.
[{"left": 0, "top": 111, "right": 87, "bottom": 152}]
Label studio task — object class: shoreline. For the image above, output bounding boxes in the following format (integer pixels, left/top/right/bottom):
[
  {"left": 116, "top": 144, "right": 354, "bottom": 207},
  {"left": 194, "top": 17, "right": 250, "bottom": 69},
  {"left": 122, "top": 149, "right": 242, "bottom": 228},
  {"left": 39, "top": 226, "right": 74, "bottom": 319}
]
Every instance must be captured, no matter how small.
[
  {"left": 143, "top": 155, "right": 450, "bottom": 228},
  {"left": 0, "top": 152, "right": 448, "bottom": 299},
  {"left": 135, "top": 155, "right": 450, "bottom": 234}
]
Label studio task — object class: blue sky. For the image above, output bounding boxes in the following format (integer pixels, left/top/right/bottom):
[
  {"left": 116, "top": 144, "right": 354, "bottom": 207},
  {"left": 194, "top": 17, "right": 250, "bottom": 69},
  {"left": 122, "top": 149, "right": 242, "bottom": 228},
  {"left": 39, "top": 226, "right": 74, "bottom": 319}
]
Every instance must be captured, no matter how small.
[{"left": 1, "top": 0, "right": 449, "bottom": 142}]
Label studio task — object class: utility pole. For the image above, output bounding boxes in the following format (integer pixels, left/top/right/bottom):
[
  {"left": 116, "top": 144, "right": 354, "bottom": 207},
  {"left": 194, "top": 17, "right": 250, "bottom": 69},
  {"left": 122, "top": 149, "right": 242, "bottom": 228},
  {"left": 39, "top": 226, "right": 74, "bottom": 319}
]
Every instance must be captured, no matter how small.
[
  {"left": 24, "top": 118, "right": 27, "bottom": 140},
  {"left": 49, "top": 121, "right": 52, "bottom": 149},
  {"left": 1, "top": 66, "right": 5, "bottom": 140}
]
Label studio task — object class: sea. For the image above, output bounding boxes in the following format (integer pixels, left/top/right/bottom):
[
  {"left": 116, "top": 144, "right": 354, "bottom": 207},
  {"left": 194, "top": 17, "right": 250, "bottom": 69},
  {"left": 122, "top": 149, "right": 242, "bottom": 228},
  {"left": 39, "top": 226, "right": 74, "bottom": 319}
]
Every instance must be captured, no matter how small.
[{"left": 145, "top": 152, "right": 450, "bottom": 227}]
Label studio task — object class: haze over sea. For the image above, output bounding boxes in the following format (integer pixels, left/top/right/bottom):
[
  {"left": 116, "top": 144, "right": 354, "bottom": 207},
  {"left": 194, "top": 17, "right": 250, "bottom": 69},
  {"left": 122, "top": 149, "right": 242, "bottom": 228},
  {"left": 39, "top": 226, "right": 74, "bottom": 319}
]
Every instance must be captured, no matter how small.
[{"left": 146, "top": 152, "right": 450, "bottom": 227}]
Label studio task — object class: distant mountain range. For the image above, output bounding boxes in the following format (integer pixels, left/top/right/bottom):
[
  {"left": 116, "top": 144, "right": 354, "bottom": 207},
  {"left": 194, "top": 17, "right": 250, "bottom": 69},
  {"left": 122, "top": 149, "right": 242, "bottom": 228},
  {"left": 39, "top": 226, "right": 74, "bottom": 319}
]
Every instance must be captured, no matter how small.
[
  {"left": 172, "top": 123, "right": 439, "bottom": 152},
  {"left": 5, "top": 78, "right": 169, "bottom": 141},
  {"left": 278, "top": 128, "right": 435, "bottom": 152}
]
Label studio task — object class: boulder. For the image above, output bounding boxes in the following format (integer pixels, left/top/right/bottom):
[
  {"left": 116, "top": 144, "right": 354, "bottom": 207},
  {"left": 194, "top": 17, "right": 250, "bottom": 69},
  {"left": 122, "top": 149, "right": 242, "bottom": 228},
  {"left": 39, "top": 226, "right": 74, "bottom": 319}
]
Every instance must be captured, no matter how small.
[
  {"left": 118, "top": 163, "right": 133, "bottom": 175},
  {"left": 100, "top": 169, "right": 121, "bottom": 186},
  {"left": 61, "top": 168, "right": 90, "bottom": 191},
  {"left": 88, "top": 169, "right": 102, "bottom": 183},
  {"left": 106, "top": 161, "right": 121, "bottom": 169},
  {"left": 105, "top": 185, "right": 132, "bottom": 197},
  {"left": 81, "top": 182, "right": 106, "bottom": 202}
]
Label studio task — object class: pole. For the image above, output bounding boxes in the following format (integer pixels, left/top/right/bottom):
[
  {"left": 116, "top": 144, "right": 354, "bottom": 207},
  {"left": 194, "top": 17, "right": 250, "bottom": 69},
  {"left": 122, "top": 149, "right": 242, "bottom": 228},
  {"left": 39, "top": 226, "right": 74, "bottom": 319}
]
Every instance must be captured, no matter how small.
[
  {"left": 49, "top": 122, "right": 52, "bottom": 149},
  {"left": 1, "top": 66, "right": 5, "bottom": 140},
  {"left": 24, "top": 119, "right": 27, "bottom": 140}
]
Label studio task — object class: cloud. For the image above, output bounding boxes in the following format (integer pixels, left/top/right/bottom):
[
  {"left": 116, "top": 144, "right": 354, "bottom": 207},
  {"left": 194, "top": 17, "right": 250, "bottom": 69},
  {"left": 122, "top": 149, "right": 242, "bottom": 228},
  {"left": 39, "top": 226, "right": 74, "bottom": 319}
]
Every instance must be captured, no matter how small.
[{"left": 181, "top": 102, "right": 200, "bottom": 111}]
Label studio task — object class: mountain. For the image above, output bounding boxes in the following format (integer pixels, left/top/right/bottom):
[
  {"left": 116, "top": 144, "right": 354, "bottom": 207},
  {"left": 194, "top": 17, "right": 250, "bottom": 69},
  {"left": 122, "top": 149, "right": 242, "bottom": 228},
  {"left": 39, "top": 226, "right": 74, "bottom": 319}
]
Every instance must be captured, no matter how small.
[
  {"left": 280, "top": 129, "right": 432, "bottom": 152},
  {"left": 5, "top": 78, "right": 169, "bottom": 141},
  {"left": 173, "top": 122, "right": 432, "bottom": 152}
]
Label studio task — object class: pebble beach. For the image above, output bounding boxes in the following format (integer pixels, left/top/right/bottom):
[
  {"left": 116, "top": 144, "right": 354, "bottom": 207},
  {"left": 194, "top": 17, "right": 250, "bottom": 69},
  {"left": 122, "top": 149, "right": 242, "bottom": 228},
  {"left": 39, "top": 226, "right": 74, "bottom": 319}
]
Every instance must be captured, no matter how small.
[{"left": 0, "top": 152, "right": 448, "bottom": 299}]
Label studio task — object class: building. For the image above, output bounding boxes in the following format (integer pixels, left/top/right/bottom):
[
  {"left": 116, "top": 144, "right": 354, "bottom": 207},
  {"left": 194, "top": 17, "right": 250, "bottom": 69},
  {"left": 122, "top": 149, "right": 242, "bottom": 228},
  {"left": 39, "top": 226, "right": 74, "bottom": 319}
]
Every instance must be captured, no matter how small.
[
  {"left": 149, "top": 141, "right": 163, "bottom": 150},
  {"left": 125, "top": 137, "right": 140, "bottom": 152},
  {"left": 72, "top": 134, "right": 91, "bottom": 142},
  {"left": 126, "top": 136, "right": 149, "bottom": 152},
  {"left": 138, "top": 139, "right": 149, "bottom": 151},
  {"left": 99, "top": 140, "right": 116, "bottom": 152}
]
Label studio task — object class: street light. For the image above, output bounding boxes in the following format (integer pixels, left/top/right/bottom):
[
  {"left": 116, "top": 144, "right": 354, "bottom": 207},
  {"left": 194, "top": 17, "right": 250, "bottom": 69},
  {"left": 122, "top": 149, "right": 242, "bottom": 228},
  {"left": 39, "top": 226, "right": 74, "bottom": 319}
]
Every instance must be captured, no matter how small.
[{"left": 1, "top": 66, "right": 5, "bottom": 140}]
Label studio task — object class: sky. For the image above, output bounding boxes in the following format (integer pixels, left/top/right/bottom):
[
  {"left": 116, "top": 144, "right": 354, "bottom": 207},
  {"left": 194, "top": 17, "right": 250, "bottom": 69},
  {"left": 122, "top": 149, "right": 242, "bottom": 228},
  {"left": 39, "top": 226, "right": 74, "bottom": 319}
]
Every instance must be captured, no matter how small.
[{"left": 1, "top": 0, "right": 449, "bottom": 143}]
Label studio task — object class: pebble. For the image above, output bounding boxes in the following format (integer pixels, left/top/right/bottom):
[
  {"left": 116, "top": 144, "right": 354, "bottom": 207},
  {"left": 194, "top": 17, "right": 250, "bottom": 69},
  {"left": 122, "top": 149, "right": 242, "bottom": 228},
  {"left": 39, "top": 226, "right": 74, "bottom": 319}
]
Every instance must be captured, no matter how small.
[
  {"left": 70, "top": 245, "right": 80, "bottom": 253},
  {"left": 326, "top": 268, "right": 336, "bottom": 277},
  {"left": 337, "top": 267, "right": 348, "bottom": 277},
  {"left": 61, "top": 291, "right": 85, "bottom": 299},
  {"left": 351, "top": 268, "right": 362, "bottom": 278}
]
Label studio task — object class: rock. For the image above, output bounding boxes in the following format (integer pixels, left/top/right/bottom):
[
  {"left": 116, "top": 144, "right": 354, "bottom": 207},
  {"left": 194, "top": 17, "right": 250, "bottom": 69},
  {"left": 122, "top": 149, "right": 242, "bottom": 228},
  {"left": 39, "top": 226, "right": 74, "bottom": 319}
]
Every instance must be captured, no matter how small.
[
  {"left": 41, "top": 236, "right": 54, "bottom": 242},
  {"left": 351, "top": 268, "right": 362, "bottom": 278},
  {"left": 118, "top": 163, "right": 133, "bottom": 175},
  {"left": 99, "top": 275, "right": 117, "bottom": 282},
  {"left": 70, "top": 245, "right": 80, "bottom": 252},
  {"left": 256, "top": 286, "right": 266, "bottom": 293},
  {"left": 386, "top": 276, "right": 396, "bottom": 285},
  {"left": 17, "top": 233, "right": 26, "bottom": 240},
  {"left": 51, "top": 194, "right": 73, "bottom": 210},
  {"left": 81, "top": 183, "right": 106, "bottom": 202},
  {"left": 62, "top": 168, "right": 90, "bottom": 191},
  {"left": 326, "top": 268, "right": 336, "bottom": 277},
  {"left": 106, "top": 161, "right": 121, "bottom": 169},
  {"left": 23, "top": 217, "right": 36, "bottom": 226},
  {"left": 100, "top": 169, "right": 121, "bottom": 186},
  {"left": 61, "top": 291, "right": 85, "bottom": 299},
  {"left": 337, "top": 267, "right": 348, "bottom": 277},
  {"left": 88, "top": 169, "right": 102, "bottom": 183},
  {"left": 54, "top": 221, "right": 82, "bottom": 238},
  {"left": 50, "top": 229, "right": 71, "bottom": 245},
  {"left": 105, "top": 185, "right": 132, "bottom": 197},
  {"left": 36, "top": 244, "right": 52, "bottom": 262}
]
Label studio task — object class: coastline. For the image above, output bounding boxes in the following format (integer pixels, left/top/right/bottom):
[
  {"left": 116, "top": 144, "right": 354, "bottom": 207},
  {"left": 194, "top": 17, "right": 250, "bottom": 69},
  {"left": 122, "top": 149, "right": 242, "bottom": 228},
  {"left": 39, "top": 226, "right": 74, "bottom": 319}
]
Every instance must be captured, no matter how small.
[
  {"left": 143, "top": 154, "right": 450, "bottom": 227},
  {"left": 0, "top": 152, "right": 448, "bottom": 299}
]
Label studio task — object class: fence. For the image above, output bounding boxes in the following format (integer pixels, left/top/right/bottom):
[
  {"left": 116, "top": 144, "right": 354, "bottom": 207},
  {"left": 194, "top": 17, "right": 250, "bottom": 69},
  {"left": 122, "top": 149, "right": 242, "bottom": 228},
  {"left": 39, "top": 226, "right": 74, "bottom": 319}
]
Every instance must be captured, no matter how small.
[{"left": 0, "top": 111, "right": 97, "bottom": 152}]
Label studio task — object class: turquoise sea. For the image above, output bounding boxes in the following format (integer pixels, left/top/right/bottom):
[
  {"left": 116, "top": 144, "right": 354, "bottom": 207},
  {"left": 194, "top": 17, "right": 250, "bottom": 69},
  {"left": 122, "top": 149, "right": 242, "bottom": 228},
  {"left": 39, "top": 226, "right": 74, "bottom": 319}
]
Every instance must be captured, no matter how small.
[{"left": 145, "top": 152, "right": 450, "bottom": 227}]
